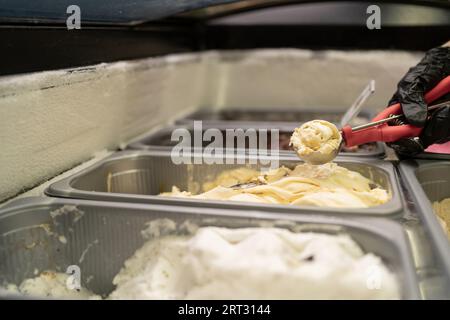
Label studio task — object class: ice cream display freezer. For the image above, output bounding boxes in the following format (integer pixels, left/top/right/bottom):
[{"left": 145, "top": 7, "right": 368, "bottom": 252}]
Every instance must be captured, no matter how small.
[
  {"left": 3, "top": 55, "right": 450, "bottom": 299},
  {"left": 45, "top": 151, "right": 402, "bottom": 217},
  {"left": 0, "top": 197, "right": 420, "bottom": 299},
  {"left": 1, "top": 0, "right": 450, "bottom": 302}
]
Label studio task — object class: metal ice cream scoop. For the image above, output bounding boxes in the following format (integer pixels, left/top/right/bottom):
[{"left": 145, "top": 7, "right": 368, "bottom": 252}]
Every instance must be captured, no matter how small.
[
  {"left": 292, "top": 76, "right": 450, "bottom": 165},
  {"left": 230, "top": 182, "right": 261, "bottom": 190},
  {"left": 291, "top": 80, "right": 374, "bottom": 165}
]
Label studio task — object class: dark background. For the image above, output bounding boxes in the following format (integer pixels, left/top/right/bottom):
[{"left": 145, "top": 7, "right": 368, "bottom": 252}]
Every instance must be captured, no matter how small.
[{"left": 1, "top": 0, "right": 449, "bottom": 76}]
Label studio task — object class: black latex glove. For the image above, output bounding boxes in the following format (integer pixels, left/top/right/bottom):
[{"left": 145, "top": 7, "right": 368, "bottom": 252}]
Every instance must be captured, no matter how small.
[
  {"left": 387, "top": 46, "right": 450, "bottom": 156},
  {"left": 389, "top": 47, "right": 450, "bottom": 127}
]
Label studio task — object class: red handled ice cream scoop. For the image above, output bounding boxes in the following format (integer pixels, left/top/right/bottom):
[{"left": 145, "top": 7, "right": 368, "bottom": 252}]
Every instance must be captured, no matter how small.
[
  {"left": 342, "top": 75, "right": 450, "bottom": 148},
  {"left": 291, "top": 76, "right": 450, "bottom": 165}
]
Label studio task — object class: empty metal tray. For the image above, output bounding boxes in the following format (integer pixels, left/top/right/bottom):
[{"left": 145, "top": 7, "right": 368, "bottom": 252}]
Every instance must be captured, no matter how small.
[
  {"left": 46, "top": 150, "right": 402, "bottom": 216},
  {"left": 399, "top": 161, "right": 450, "bottom": 280},
  {"left": 0, "top": 197, "right": 419, "bottom": 299},
  {"left": 127, "top": 124, "right": 386, "bottom": 159},
  {"left": 176, "top": 108, "right": 374, "bottom": 127}
]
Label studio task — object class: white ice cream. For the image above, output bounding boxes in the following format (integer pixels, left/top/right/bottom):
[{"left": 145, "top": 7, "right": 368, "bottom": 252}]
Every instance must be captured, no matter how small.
[
  {"left": 109, "top": 227, "right": 400, "bottom": 300},
  {"left": 5, "top": 227, "right": 400, "bottom": 300},
  {"left": 5, "top": 271, "right": 100, "bottom": 299}
]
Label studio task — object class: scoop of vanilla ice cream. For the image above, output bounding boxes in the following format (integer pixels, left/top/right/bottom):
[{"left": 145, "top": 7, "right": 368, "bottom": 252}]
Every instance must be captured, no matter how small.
[
  {"left": 290, "top": 120, "right": 342, "bottom": 163},
  {"left": 109, "top": 227, "right": 400, "bottom": 300},
  {"left": 297, "top": 121, "right": 335, "bottom": 150}
]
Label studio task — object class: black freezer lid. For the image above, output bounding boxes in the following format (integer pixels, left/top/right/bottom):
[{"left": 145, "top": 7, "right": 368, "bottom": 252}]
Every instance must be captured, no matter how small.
[
  {"left": 0, "top": 0, "right": 449, "bottom": 76},
  {"left": 0, "top": 0, "right": 449, "bottom": 25},
  {"left": 0, "top": 0, "right": 242, "bottom": 25}
]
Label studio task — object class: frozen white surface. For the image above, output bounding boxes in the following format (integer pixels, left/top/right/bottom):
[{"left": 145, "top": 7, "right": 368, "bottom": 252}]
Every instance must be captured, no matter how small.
[
  {"left": 110, "top": 226, "right": 400, "bottom": 299},
  {"left": 5, "top": 271, "right": 100, "bottom": 300},
  {"left": 0, "top": 49, "right": 422, "bottom": 202}
]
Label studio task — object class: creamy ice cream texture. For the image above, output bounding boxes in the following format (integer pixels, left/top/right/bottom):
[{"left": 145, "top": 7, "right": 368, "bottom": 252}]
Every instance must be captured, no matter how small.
[
  {"left": 5, "top": 271, "right": 100, "bottom": 299},
  {"left": 432, "top": 198, "right": 450, "bottom": 237},
  {"left": 6, "top": 226, "right": 400, "bottom": 299},
  {"left": 290, "top": 120, "right": 342, "bottom": 164},
  {"left": 110, "top": 226, "right": 399, "bottom": 299},
  {"left": 161, "top": 163, "right": 389, "bottom": 208}
]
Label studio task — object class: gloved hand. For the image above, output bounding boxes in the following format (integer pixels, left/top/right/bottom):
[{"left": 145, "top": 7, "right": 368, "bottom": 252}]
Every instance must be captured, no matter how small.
[{"left": 387, "top": 44, "right": 450, "bottom": 156}]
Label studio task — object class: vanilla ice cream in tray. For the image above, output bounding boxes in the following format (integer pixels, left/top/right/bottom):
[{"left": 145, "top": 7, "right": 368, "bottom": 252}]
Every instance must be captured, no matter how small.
[
  {"left": 399, "top": 160, "right": 450, "bottom": 291},
  {"left": 46, "top": 150, "right": 402, "bottom": 216},
  {"left": 176, "top": 108, "right": 374, "bottom": 128},
  {"left": 0, "top": 197, "right": 419, "bottom": 299},
  {"left": 127, "top": 124, "right": 385, "bottom": 158}
]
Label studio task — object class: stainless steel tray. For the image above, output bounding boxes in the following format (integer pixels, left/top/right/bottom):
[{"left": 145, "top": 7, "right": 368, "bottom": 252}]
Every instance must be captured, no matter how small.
[
  {"left": 176, "top": 108, "right": 374, "bottom": 127},
  {"left": 127, "top": 124, "right": 386, "bottom": 159},
  {"left": 46, "top": 150, "right": 402, "bottom": 216},
  {"left": 399, "top": 160, "right": 450, "bottom": 289},
  {"left": 0, "top": 197, "right": 419, "bottom": 299}
]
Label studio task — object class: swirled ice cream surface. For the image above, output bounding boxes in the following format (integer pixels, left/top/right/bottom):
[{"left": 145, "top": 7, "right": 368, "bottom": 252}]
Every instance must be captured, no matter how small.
[{"left": 161, "top": 163, "right": 389, "bottom": 208}]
